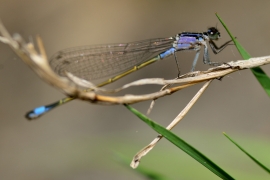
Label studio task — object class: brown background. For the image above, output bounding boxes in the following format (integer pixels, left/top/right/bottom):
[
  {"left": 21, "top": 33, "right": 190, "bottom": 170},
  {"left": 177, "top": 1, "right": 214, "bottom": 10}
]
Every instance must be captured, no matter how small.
[{"left": 0, "top": 0, "right": 270, "bottom": 179}]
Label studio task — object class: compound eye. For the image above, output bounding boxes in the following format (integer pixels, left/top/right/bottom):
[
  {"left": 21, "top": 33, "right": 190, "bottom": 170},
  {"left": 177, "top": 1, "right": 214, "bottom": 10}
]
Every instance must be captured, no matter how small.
[{"left": 207, "top": 27, "right": 220, "bottom": 40}]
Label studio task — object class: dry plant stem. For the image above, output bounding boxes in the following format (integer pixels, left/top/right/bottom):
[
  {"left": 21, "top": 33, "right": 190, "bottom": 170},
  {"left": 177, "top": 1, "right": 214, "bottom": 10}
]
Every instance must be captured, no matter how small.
[
  {"left": 130, "top": 80, "right": 213, "bottom": 169},
  {"left": 93, "top": 81, "right": 202, "bottom": 105},
  {"left": 36, "top": 35, "right": 47, "bottom": 60},
  {"left": 0, "top": 20, "right": 94, "bottom": 98},
  {"left": 147, "top": 77, "right": 180, "bottom": 115},
  {"left": 1, "top": 21, "right": 270, "bottom": 105},
  {"left": 71, "top": 57, "right": 270, "bottom": 105}
]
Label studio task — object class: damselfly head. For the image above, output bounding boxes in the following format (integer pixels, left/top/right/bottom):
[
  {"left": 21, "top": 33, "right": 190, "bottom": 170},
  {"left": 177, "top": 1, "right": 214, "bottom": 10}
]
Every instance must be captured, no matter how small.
[{"left": 207, "top": 27, "right": 220, "bottom": 40}]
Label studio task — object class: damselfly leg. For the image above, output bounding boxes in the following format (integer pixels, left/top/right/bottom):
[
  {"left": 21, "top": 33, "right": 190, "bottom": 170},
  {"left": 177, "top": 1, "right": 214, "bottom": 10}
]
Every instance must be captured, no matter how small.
[
  {"left": 173, "top": 52, "right": 181, "bottom": 77},
  {"left": 191, "top": 50, "right": 201, "bottom": 72},
  {"left": 209, "top": 39, "right": 234, "bottom": 54}
]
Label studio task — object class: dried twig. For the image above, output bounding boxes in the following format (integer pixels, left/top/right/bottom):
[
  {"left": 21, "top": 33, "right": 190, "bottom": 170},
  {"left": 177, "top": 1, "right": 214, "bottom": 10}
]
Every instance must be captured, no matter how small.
[
  {"left": 131, "top": 80, "right": 213, "bottom": 168},
  {"left": 147, "top": 76, "right": 180, "bottom": 114},
  {"left": 1, "top": 21, "right": 270, "bottom": 105}
]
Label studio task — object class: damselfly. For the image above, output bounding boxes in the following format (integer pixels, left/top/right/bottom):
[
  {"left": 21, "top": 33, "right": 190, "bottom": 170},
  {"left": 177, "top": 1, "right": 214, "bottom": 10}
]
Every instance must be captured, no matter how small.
[{"left": 26, "top": 27, "right": 233, "bottom": 120}]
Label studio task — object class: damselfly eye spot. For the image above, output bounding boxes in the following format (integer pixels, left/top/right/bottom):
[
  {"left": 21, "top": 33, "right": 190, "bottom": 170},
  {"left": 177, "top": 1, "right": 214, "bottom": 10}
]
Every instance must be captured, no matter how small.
[
  {"left": 207, "top": 27, "right": 220, "bottom": 40},
  {"left": 208, "top": 27, "right": 219, "bottom": 34}
]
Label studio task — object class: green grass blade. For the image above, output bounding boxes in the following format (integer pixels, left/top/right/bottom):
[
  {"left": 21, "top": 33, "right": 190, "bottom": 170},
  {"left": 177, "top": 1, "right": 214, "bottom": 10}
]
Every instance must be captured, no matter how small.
[
  {"left": 114, "top": 152, "right": 167, "bottom": 180},
  {"left": 124, "top": 104, "right": 234, "bottom": 180},
  {"left": 215, "top": 13, "right": 270, "bottom": 97},
  {"left": 223, "top": 132, "right": 270, "bottom": 174},
  {"left": 250, "top": 67, "right": 270, "bottom": 95}
]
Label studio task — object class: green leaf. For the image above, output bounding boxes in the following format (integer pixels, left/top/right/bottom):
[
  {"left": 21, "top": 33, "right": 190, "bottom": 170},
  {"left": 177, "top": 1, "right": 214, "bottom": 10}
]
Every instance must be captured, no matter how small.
[
  {"left": 124, "top": 104, "right": 234, "bottom": 180},
  {"left": 223, "top": 132, "right": 270, "bottom": 174},
  {"left": 114, "top": 152, "right": 167, "bottom": 180},
  {"left": 215, "top": 13, "right": 270, "bottom": 97}
]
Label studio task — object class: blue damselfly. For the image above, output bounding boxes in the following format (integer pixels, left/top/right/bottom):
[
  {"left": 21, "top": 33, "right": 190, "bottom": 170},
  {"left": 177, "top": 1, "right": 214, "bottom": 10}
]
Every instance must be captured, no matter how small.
[{"left": 26, "top": 27, "right": 232, "bottom": 120}]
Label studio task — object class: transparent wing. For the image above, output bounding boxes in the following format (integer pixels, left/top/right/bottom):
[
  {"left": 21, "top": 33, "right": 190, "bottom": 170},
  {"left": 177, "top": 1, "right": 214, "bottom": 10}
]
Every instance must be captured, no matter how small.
[{"left": 50, "top": 38, "right": 174, "bottom": 81}]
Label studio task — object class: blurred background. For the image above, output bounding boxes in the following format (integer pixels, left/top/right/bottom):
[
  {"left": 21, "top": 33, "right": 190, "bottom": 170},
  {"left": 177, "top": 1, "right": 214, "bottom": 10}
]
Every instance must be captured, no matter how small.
[{"left": 1, "top": 0, "right": 270, "bottom": 179}]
